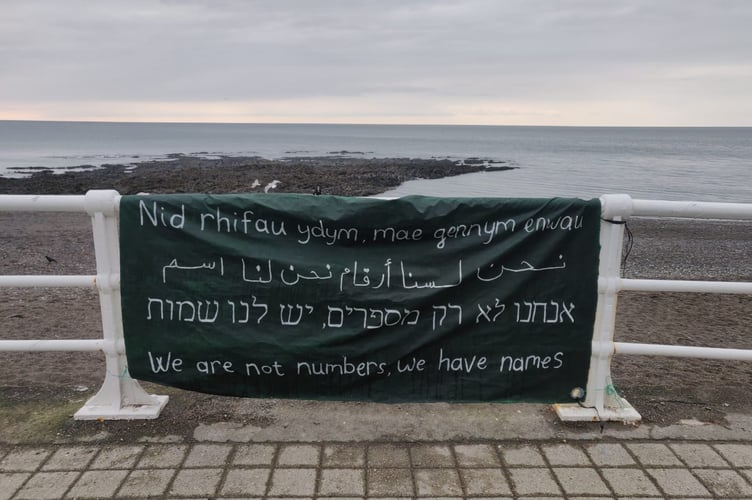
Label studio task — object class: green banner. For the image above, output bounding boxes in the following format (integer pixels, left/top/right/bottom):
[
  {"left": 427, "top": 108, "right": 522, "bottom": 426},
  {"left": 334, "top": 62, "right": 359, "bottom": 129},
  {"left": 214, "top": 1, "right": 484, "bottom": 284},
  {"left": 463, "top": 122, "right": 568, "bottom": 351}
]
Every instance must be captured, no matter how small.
[{"left": 119, "top": 194, "right": 601, "bottom": 402}]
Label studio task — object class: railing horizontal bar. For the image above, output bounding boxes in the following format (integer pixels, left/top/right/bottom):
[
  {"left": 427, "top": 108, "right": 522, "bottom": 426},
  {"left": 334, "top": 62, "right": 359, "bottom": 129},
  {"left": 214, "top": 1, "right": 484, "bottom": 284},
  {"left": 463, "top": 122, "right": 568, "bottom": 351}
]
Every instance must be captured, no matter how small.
[
  {"left": 0, "top": 195, "right": 87, "bottom": 212},
  {"left": 0, "top": 275, "right": 96, "bottom": 288},
  {"left": 631, "top": 199, "right": 752, "bottom": 220},
  {"left": 619, "top": 278, "right": 752, "bottom": 294},
  {"left": 0, "top": 339, "right": 104, "bottom": 352},
  {"left": 614, "top": 342, "right": 752, "bottom": 361}
]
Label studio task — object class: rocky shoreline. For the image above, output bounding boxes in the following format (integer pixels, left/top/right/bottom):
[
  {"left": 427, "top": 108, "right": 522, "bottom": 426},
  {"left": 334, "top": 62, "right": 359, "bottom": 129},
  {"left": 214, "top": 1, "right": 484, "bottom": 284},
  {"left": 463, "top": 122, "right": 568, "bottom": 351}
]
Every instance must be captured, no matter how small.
[{"left": 0, "top": 155, "right": 514, "bottom": 196}]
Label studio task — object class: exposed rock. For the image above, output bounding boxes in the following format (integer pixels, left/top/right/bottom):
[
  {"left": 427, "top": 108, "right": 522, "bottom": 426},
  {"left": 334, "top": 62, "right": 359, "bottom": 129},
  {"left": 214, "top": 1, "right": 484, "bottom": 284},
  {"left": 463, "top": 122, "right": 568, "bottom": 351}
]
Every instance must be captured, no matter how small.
[{"left": 0, "top": 156, "right": 511, "bottom": 196}]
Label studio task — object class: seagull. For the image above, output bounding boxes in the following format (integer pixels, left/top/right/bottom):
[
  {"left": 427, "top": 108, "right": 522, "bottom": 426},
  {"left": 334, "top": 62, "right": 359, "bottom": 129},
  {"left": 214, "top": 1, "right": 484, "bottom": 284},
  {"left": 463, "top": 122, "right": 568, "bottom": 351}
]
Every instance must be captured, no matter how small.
[
  {"left": 251, "top": 179, "right": 261, "bottom": 189},
  {"left": 264, "top": 180, "right": 281, "bottom": 193}
]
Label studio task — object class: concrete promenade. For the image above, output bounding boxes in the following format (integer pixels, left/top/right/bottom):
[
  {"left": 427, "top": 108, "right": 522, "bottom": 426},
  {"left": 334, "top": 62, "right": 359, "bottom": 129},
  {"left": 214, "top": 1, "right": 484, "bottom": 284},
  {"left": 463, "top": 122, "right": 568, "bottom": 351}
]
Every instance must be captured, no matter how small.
[
  {"left": 1, "top": 398, "right": 752, "bottom": 499},
  {"left": 3, "top": 439, "right": 752, "bottom": 499}
]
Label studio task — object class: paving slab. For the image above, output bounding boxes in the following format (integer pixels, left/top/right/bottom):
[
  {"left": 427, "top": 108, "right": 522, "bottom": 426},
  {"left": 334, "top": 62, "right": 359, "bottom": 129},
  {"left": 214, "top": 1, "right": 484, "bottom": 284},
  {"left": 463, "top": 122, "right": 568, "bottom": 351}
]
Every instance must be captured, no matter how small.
[
  {"left": 585, "top": 442, "right": 635, "bottom": 466},
  {"left": 319, "top": 468, "right": 365, "bottom": 496},
  {"left": 66, "top": 470, "right": 129, "bottom": 498},
  {"left": 116, "top": 468, "right": 175, "bottom": 497},
  {"left": 0, "top": 473, "right": 29, "bottom": 500},
  {"left": 268, "top": 467, "right": 317, "bottom": 496},
  {"left": 453, "top": 444, "right": 500, "bottom": 467},
  {"left": 552, "top": 467, "right": 612, "bottom": 496},
  {"left": 542, "top": 443, "right": 591, "bottom": 465},
  {"left": 410, "top": 444, "right": 454, "bottom": 467},
  {"left": 600, "top": 467, "right": 661, "bottom": 496},
  {"left": 368, "top": 444, "right": 411, "bottom": 467},
  {"left": 627, "top": 442, "right": 683, "bottom": 466},
  {"left": 89, "top": 446, "right": 144, "bottom": 470},
  {"left": 134, "top": 444, "right": 188, "bottom": 469},
  {"left": 168, "top": 467, "right": 224, "bottom": 497},
  {"left": 323, "top": 444, "right": 366, "bottom": 467},
  {"left": 507, "top": 467, "right": 562, "bottom": 496},
  {"left": 414, "top": 468, "right": 463, "bottom": 496},
  {"left": 646, "top": 468, "right": 712, "bottom": 496},
  {"left": 459, "top": 467, "right": 511, "bottom": 496},
  {"left": 0, "top": 449, "right": 50, "bottom": 472},
  {"left": 14, "top": 471, "right": 78, "bottom": 500},
  {"left": 232, "top": 443, "right": 276, "bottom": 465},
  {"left": 670, "top": 442, "right": 730, "bottom": 467},
  {"left": 367, "top": 467, "right": 414, "bottom": 496},
  {"left": 219, "top": 468, "right": 270, "bottom": 497},
  {"left": 500, "top": 444, "right": 546, "bottom": 466},
  {"left": 693, "top": 468, "right": 752, "bottom": 497},
  {"left": 41, "top": 446, "right": 97, "bottom": 471},
  {"left": 277, "top": 444, "right": 320, "bottom": 466},
  {"left": 714, "top": 443, "right": 752, "bottom": 466}
]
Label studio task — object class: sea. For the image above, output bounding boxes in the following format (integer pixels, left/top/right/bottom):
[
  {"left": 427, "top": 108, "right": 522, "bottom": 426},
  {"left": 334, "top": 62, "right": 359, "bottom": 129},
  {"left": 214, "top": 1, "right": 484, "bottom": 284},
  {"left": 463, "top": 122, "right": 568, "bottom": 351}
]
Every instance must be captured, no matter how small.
[{"left": 1, "top": 120, "right": 750, "bottom": 202}]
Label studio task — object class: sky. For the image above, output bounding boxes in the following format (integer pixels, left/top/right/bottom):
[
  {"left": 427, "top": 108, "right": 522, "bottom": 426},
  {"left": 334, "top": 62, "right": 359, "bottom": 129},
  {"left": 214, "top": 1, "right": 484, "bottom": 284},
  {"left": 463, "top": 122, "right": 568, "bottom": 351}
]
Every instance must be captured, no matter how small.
[{"left": 1, "top": 0, "right": 751, "bottom": 126}]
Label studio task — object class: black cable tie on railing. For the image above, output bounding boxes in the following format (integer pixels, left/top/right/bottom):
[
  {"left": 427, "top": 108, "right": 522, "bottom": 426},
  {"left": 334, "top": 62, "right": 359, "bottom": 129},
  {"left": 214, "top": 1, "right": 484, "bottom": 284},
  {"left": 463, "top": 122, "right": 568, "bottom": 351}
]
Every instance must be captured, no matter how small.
[{"left": 602, "top": 218, "right": 634, "bottom": 272}]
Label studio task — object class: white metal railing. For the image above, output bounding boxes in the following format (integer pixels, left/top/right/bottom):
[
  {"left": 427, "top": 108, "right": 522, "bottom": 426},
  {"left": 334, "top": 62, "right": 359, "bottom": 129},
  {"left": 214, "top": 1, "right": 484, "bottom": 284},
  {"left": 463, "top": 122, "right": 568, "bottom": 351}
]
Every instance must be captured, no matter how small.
[
  {"left": 555, "top": 194, "right": 752, "bottom": 422},
  {"left": 0, "top": 190, "right": 168, "bottom": 420},
  {"left": 2, "top": 191, "right": 750, "bottom": 421}
]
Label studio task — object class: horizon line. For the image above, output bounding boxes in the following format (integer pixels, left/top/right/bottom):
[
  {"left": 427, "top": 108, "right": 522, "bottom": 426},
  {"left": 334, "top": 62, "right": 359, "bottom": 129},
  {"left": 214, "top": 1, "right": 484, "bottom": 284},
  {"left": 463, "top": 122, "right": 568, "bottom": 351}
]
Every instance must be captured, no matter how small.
[{"left": 2, "top": 119, "right": 750, "bottom": 128}]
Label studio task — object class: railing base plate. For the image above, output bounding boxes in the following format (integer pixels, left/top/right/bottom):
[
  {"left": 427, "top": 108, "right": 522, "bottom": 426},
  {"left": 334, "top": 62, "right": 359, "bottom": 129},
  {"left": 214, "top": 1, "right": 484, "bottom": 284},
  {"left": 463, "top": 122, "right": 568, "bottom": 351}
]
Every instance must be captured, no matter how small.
[
  {"left": 74, "top": 395, "right": 169, "bottom": 420},
  {"left": 553, "top": 400, "right": 642, "bottom": 423}
]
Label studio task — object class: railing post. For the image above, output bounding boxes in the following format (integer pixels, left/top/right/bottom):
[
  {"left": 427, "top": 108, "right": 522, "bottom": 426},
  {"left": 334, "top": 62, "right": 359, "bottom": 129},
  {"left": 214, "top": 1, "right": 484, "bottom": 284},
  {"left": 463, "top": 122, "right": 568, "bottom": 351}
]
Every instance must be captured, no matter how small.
[
  {"left": 554, "top": 194, "right": 641, "bottom": 422},
  {"left": 74, "top": 190, "right": 168, "bottom": 420}
]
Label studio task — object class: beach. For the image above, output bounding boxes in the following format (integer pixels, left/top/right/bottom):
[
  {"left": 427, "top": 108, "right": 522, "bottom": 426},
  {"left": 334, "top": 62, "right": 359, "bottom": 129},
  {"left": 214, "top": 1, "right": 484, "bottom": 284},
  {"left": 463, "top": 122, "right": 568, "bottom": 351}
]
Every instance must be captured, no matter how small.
[{"left": 1, "top": 157, "right": 751, "bottom": 435}]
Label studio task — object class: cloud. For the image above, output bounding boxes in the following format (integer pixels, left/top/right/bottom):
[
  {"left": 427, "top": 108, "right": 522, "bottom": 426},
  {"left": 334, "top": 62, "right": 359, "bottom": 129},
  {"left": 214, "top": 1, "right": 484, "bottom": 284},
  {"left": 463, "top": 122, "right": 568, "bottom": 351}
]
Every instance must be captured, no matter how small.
[{"left": 1, "top": 0, "right": 751, "bottom": 125}]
